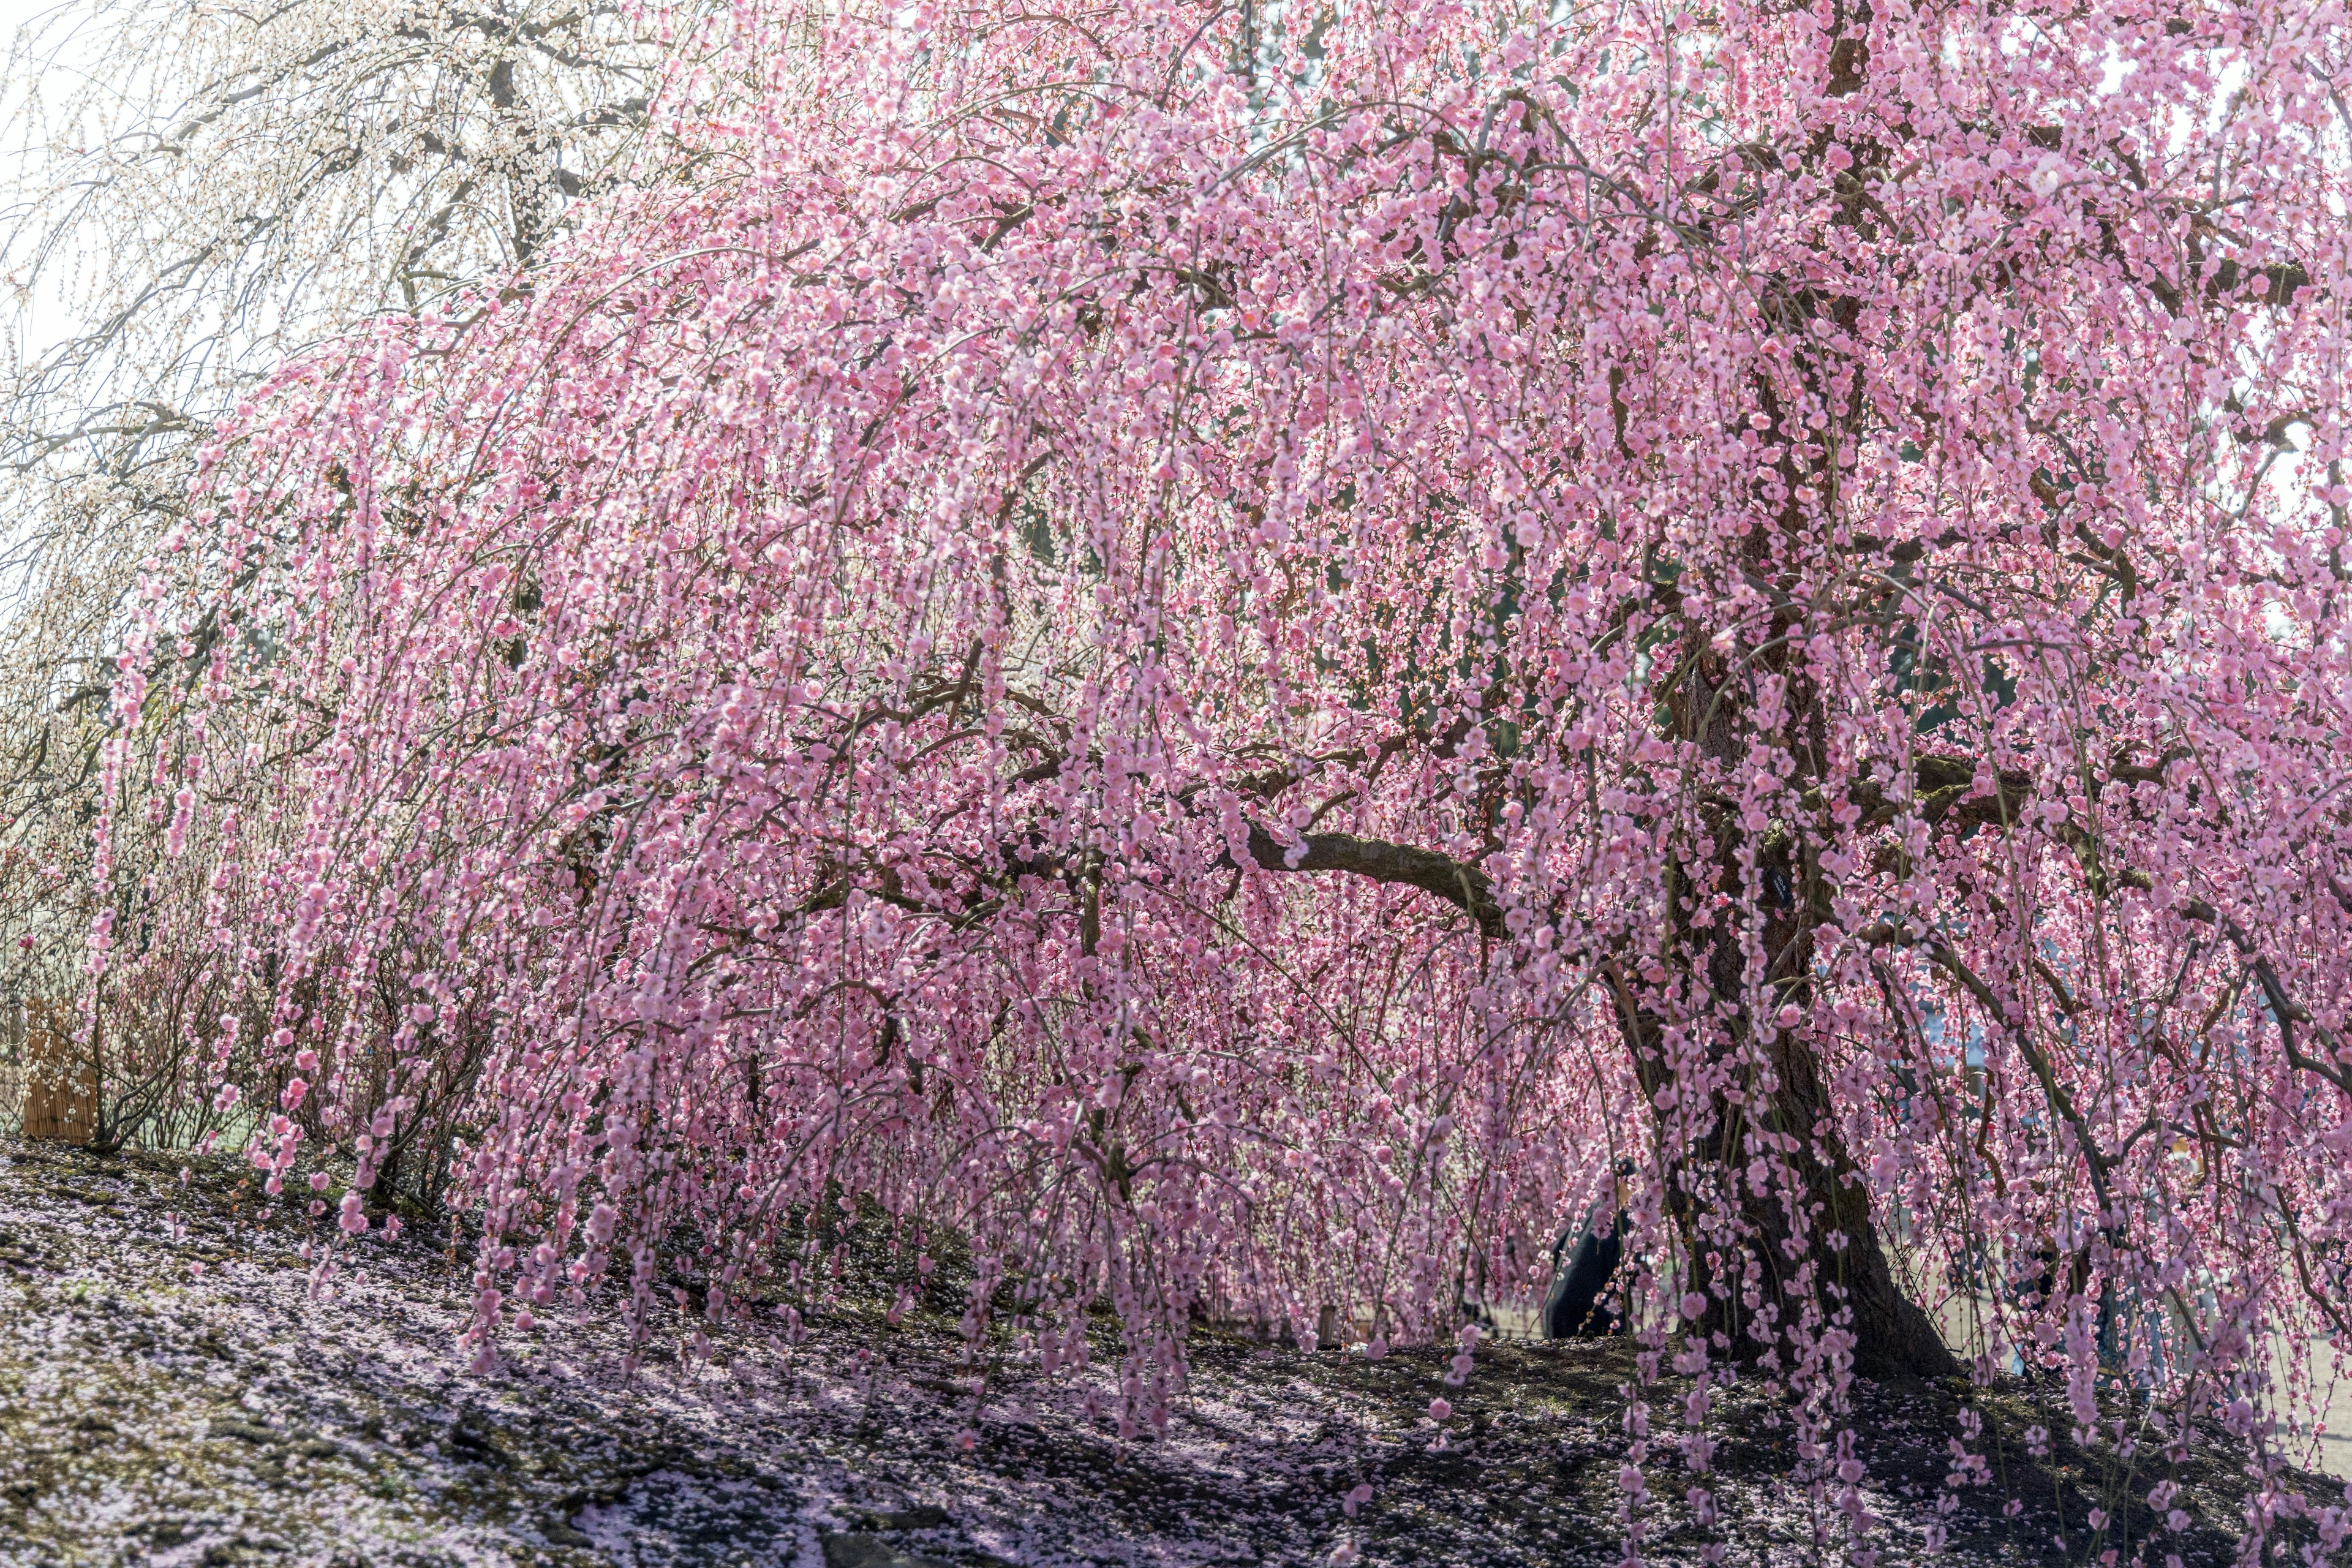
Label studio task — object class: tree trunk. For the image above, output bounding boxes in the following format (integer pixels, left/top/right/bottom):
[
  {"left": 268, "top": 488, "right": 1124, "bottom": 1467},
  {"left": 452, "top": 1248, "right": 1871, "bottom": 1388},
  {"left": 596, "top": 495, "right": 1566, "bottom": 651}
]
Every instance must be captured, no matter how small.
[
  {"left": 1616, "top": 978, "right": 1958, "bottom": 1383},
  {"left": 1629, "top": 600, "right": 1959, "bottom": 1383},
  {"left": 1757, "top": 1022, "right": 1958, "bottom": 1382}
]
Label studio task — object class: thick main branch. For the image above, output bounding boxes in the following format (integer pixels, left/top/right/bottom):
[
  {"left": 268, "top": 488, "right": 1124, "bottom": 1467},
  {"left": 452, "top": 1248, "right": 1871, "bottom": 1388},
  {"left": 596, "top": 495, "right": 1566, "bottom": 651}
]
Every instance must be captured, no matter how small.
[{"left": 1238, "top": 827, "right": 1503, "bottom": 937}]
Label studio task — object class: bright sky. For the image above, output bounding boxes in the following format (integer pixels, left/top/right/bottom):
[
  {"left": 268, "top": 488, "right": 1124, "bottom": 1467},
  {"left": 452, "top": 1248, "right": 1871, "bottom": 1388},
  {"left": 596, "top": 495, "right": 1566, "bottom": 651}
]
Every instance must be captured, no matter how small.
[
  {"left": 0, "top": 0, "right": 59, "bottom": 53},
  {"left": 2, "top": 0, "right": 104, "bottom": 364}
]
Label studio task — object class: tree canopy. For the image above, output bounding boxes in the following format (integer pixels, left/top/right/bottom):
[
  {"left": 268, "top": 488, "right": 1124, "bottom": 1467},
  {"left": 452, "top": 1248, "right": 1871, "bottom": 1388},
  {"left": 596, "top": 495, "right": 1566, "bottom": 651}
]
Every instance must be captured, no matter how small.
[{"left": 61, "top": 0, "right": 2352, "bottom": 1554}]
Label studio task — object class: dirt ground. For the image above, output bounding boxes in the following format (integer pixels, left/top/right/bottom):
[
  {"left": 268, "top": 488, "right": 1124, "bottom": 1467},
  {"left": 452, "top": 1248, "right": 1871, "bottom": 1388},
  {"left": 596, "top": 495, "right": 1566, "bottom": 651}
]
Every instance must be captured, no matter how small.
[{"left": 0, "top": 1137, "right": 2344, "bottom": 1567}]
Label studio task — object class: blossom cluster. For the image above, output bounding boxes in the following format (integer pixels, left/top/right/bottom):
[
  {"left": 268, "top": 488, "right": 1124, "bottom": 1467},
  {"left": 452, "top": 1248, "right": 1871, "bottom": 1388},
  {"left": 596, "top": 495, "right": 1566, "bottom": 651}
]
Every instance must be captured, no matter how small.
[{"left": 88, "top": 0, "right": 2352, "bottom": 1551}]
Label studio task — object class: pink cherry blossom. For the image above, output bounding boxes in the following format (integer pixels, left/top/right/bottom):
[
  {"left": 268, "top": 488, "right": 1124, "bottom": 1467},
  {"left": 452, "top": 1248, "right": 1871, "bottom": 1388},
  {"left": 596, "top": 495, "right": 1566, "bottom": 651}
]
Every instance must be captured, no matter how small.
[{"left": 79, "top": 0, "right": 2352, "bottom": 1556}]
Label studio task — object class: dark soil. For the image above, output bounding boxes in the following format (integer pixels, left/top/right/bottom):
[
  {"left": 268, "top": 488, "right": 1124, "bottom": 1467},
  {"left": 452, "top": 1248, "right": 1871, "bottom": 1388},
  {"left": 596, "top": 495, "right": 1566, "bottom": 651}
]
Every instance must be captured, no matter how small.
[{"left": 0, "top": 1137, "right": 2342, "bottom": 1567}]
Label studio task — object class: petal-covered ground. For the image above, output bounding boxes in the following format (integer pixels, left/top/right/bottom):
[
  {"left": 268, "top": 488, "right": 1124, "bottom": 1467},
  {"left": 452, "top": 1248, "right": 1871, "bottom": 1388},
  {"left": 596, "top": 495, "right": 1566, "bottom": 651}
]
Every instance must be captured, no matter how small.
[{"left": 0, "top": 1138, "right": 2341, "bottom": 1567}]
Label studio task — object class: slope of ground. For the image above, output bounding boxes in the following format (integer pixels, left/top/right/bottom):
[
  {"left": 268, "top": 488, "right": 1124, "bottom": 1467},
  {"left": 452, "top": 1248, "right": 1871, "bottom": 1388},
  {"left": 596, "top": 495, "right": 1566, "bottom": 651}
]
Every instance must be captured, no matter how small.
[{"left": 0, "top": 1138, "right": 2343, "bottom": 1567}]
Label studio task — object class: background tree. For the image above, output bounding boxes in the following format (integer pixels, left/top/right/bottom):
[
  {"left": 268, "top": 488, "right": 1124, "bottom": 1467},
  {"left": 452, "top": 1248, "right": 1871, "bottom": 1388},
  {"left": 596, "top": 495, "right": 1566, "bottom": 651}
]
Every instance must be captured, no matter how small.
[{"left": 0, "top": 0, "right": 698, "bottom": 1147}]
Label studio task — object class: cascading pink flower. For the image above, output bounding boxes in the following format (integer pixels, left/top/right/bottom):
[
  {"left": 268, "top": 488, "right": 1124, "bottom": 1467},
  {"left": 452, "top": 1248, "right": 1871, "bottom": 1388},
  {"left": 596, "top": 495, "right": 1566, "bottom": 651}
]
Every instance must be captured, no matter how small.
[{"left": 94, "top": 0, "right": 2352, "bottom": 1553}]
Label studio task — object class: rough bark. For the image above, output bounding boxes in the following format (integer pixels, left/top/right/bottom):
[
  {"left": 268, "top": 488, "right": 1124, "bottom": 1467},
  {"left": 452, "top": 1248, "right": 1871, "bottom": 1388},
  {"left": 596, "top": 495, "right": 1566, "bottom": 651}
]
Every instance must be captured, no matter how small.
[{"left": 1610, "top": 973, "right": 1958, "bottom": 1384}]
